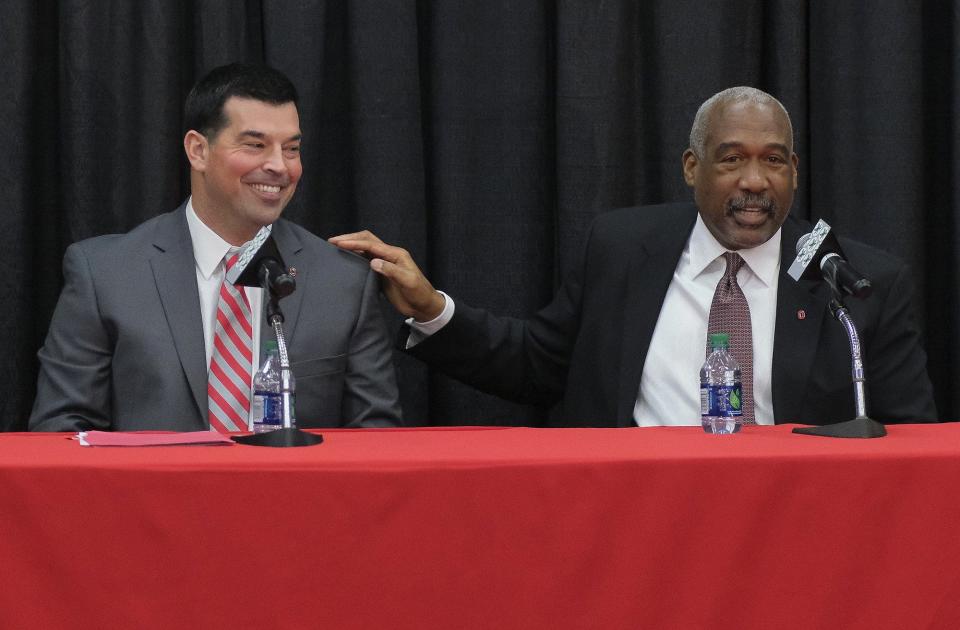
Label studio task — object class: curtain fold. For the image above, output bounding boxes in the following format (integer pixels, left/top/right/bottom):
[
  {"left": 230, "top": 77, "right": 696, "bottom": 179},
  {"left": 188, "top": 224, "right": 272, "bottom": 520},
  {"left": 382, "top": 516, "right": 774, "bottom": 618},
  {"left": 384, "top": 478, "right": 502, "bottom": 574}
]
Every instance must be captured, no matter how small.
[{"left": 3, "top": 0, "right": 956, "bottom": 429}]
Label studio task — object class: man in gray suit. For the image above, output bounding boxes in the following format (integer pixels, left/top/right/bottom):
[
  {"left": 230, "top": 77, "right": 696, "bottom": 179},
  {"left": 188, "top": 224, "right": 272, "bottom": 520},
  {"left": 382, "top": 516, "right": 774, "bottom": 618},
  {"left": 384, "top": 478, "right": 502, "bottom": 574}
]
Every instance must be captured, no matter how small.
[{"left": 30, "top": 63, "right": 401, "bottom": 432}]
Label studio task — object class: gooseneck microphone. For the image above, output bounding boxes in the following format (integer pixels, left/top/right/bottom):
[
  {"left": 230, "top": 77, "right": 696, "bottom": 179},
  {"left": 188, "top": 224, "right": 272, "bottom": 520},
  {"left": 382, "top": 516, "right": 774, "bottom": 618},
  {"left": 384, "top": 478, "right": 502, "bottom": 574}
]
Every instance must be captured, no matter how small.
[
  {"left": 225, "top": 225, "right": 315, "bottom": 444},
  {"left": 787, "top": 219, "right": 872, "bottom": 299},
  {"left": 787, "top": 219, "right": 887, "bottom": 438}
]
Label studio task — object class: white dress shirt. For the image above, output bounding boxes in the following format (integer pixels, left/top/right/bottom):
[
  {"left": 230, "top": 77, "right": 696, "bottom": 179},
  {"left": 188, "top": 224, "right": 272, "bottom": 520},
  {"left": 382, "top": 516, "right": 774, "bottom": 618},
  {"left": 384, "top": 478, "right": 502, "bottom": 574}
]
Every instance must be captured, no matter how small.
[
  {"left": 185, "top": 198, "right": 264, "bottom": 384},
  {"left": 411, "top": 214, "right": 782, "bottom": 426},
  {"left": 633, "top": 215, "right": 780, "bottom": 426}
]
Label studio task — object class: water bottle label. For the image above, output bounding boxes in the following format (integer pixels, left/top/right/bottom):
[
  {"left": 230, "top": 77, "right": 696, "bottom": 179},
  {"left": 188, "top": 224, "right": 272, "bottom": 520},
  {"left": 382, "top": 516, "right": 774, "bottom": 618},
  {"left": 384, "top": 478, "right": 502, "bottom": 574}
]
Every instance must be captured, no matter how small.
[
  {"left": 251, "top": 395, "right": 265, "bottom": 423},
  {"left": 263, "top": 393, "right": 282, "bottom": 425},
  {"left": 700, "top": 384, "right": 743, "bottom": 417}
]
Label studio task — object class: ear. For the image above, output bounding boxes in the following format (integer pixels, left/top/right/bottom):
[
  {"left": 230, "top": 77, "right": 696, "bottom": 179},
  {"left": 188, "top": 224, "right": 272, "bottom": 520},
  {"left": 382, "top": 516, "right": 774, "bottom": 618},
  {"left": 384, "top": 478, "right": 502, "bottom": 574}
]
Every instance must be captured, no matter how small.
[
  {"left": 791, "top": 152, "right": 799, "bottom": 190},
  {"left": 183, "top": 130, "right": 209, "bottom": 172},
  {"left": 682, "top": 149, "right": 699, "bottom": 187}
]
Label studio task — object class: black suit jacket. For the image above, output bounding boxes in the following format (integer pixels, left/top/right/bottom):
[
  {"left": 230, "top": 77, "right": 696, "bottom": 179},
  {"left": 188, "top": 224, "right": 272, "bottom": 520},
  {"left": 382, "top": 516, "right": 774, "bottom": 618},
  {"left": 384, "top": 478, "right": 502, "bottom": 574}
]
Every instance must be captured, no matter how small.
[{"left": 407, "top": 202, "right": 937, "bottom": 426}]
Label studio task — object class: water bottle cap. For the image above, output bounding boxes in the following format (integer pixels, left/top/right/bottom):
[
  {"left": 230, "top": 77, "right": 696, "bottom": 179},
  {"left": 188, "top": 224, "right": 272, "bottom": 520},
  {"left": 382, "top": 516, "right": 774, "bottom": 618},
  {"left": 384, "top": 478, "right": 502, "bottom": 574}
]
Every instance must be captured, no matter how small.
[{"left": 709, "top": 333, "right": 730, "bottom": 349}]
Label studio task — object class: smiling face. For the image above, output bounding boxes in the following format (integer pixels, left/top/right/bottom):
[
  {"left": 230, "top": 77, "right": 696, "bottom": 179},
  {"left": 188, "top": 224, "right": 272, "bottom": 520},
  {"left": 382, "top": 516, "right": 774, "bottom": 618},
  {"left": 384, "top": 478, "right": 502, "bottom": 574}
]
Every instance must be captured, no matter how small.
[
  {"left": 185, "top": 96, "right": 303, "bottom": 245},
  {"left": 682, "top": 100, "right": 798, "bottom": 250}
]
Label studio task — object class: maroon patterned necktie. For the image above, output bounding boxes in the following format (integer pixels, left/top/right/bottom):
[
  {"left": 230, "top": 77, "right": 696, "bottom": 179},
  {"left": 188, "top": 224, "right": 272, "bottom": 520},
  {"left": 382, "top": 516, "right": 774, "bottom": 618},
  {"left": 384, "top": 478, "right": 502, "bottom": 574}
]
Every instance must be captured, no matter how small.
[{"left": 706, "top": 252, "right": 755, "bottom": 423}]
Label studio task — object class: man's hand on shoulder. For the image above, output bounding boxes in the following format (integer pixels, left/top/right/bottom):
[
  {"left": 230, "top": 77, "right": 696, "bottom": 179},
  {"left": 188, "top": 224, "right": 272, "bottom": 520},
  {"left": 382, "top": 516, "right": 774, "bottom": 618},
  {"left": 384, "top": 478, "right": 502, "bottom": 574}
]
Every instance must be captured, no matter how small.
[{"left": 329, "top": 230, "right": 445, "bottom": 322}]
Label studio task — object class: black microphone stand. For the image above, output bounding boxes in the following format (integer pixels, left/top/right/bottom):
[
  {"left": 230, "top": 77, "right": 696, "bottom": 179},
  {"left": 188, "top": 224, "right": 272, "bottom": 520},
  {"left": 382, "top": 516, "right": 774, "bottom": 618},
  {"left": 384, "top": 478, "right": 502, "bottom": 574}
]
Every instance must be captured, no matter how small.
[
  {"left": 232, "top": 267, "right": 323, "bottom": 448},
  {"left": 267, "top": 296, "right": 296, "bottom": 430},
  {"left": 793, "top": 288, "right": 887, "bottom": 438}
]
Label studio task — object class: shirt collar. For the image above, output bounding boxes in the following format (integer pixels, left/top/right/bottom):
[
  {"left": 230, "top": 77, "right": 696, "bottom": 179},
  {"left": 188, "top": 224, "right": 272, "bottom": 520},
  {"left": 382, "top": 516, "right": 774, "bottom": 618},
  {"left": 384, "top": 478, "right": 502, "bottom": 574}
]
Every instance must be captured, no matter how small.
[
  {"left": 687, "top": 213, "right": 782, "bottom": 287},
  {"left": 186, "top": 197, "right": 238, "bottom": 280}
]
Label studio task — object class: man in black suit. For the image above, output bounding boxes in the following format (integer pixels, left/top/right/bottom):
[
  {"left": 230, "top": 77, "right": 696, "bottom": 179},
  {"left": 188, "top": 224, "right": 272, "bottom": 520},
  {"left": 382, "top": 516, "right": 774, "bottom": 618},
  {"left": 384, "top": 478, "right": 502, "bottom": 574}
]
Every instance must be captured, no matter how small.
[{"left": 331, "top": 86, "right": 937, "bottom": 426}]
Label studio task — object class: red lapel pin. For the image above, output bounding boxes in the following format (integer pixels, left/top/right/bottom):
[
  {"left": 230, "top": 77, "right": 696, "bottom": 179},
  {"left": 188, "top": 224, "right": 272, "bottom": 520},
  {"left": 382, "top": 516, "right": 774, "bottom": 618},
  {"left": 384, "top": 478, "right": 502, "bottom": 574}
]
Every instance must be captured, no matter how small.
[{"left": 797, "top": 309, "right": 806, "bottom": 320}]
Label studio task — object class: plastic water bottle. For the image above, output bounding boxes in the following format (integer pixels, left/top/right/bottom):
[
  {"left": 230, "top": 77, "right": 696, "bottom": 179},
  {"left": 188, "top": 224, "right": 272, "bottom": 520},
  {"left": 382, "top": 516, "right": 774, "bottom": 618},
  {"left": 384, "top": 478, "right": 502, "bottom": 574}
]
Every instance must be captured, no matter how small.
[
  {"left": 700, "top": 333, "right": 743, "bottom": 435},
  {"left": 251, "top": 340, "right": 296, "bottom": 433}
]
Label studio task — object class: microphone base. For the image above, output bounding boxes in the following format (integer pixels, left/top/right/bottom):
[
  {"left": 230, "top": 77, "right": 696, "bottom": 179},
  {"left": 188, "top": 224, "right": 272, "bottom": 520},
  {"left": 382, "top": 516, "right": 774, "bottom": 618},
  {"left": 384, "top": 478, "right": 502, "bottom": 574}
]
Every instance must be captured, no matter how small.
[
  {"left": 792, "top": 417, "right": 887, "bottom": 439},
  {"left": 232, "top": 428, "right": 324, "bottom": 447}
]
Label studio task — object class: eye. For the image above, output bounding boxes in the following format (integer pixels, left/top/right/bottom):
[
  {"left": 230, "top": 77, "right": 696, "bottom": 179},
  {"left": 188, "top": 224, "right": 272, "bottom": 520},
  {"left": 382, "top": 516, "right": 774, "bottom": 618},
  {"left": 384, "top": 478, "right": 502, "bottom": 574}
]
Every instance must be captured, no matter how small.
[
  {"left": 720, "top": 155, "right": 742, "bottom": 164},
  {"left": 245, "top": 142, "right": 265, "bottom": 149},
  {"left": 766, "top": 155, "right": 785, "bottom": 164}
]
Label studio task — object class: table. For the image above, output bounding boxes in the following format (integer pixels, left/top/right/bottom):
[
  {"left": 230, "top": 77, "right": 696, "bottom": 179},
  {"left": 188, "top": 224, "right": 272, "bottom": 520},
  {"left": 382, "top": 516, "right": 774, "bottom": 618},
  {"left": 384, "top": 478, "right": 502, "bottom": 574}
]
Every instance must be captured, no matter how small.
[{"left": 1, "top": 424, "right": 959, "bottom": 629}]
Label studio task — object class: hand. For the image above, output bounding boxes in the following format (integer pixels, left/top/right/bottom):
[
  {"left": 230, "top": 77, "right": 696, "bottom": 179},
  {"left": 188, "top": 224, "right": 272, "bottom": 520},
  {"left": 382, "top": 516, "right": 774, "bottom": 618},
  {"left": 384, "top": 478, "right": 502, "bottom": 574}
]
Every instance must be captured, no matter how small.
[{"left": 329, "top": 231, "right": 446, "bottom": 322}]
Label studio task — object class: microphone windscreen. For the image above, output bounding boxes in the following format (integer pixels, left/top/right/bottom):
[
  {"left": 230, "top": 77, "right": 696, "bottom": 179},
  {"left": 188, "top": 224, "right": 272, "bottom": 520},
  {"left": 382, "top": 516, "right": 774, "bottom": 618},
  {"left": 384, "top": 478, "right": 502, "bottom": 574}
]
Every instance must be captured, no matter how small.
[{"left": 227, "top": 226, "right": 272, "bottom": 284}]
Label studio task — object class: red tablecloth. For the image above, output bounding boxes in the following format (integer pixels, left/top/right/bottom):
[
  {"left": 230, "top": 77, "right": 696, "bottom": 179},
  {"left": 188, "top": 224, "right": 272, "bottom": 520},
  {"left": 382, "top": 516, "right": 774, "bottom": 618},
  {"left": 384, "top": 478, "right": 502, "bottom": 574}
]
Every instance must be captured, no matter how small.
[{"left": 1, "top": 424, "right": 959, "bottom": 629}]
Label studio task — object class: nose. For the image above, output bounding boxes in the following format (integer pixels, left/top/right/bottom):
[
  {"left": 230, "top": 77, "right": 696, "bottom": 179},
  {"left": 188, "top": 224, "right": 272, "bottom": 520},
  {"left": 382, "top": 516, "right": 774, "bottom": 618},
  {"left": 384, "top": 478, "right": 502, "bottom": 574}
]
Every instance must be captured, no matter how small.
[
  {"left": 262, "top": 144, "right": 288, "bottom": 176},
  {"left": 739, "top": 160, "right": 768, "bottom": 193}
]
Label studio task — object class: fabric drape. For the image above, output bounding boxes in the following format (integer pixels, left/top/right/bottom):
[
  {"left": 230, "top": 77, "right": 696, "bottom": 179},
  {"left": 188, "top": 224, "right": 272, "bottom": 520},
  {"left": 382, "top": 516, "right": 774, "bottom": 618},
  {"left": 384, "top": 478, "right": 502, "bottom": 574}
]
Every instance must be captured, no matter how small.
[{"left": 2, "top": 1, "right": 957, "bottom": 429}]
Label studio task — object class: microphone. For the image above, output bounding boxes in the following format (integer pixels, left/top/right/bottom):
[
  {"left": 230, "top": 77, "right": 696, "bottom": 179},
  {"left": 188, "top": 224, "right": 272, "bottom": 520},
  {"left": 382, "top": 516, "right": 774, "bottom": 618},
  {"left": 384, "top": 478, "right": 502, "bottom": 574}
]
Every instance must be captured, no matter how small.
[
  {"left": 227, "top": 226, "right": 297, "bottom": 299},
  {"left": 257, "top": 256, "right": 296, "bottom": 298},
  {"left": 787, "top": 219, "right": 872, "bottom": 299}
]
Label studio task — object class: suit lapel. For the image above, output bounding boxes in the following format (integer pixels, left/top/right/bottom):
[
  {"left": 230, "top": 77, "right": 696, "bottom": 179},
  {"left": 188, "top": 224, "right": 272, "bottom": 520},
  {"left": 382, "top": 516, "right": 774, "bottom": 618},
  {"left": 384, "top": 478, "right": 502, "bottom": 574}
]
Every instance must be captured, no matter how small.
[
  {"left": 616, "top": 205, "right": 698, "bottom": 424},
  {"left": 267, "top": 220, "right": 306, "bottom": 348},
  {"left": 150, "top": 205, "right": 208, "bottom": 419},
  {"left": 771, "top": 218, "right": 832, "bottom": 423}
]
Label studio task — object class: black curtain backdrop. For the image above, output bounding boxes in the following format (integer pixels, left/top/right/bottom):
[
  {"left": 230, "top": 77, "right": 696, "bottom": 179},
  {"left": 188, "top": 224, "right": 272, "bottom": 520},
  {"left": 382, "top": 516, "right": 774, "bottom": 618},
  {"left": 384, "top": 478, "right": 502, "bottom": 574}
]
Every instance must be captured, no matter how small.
[{"left": 2, "top": 1, "right": 957, "bottom": 430}]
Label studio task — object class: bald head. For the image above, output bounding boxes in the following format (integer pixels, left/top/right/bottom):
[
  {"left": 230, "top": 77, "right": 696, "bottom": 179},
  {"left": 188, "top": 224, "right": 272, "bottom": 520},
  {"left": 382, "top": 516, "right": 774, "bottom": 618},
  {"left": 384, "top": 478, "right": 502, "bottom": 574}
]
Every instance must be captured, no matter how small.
[{"left": 689, "top": 87, "right": 793, "bottom": 159}]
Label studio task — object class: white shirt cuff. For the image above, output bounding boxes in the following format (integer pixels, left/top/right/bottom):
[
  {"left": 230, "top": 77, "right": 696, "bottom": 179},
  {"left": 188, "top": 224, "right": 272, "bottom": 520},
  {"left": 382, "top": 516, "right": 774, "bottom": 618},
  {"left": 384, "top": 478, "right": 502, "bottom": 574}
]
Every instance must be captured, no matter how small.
[{"left": 405, "top": 291, "right": 455, "bottom": 348}]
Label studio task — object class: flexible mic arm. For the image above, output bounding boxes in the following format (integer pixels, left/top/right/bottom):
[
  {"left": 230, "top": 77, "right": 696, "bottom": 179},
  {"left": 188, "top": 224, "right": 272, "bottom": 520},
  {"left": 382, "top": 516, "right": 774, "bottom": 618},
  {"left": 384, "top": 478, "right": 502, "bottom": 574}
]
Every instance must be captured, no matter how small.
[
  {"left": 227, "top": 229, "right": 298, "bottom": 429},
  {"left": 788, "top": 220, "right": 886, "bottom": 438},
  {"left": 266, "top": 308, "right": 295, "bottom": 430},
  {"left": 227, "top": 229, "right": 322, "bottom": 446},
  {"left": 256, "top": 256, "right": 295, "bottom": 430}
]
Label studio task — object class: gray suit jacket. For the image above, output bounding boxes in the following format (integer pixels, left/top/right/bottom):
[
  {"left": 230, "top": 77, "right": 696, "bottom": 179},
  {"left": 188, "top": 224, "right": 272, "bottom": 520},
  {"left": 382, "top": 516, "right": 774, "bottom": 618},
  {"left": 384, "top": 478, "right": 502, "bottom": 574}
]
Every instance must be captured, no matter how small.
[{"left": 30, "top": 204, "right": 402, "bottom": 431}]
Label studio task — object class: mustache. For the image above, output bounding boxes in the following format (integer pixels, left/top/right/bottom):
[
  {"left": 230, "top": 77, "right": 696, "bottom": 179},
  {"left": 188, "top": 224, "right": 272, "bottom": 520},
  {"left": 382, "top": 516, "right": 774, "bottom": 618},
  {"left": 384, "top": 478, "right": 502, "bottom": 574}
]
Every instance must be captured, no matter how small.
[{"left": 727, "top": 193, "right": 775, "bottom": 214}]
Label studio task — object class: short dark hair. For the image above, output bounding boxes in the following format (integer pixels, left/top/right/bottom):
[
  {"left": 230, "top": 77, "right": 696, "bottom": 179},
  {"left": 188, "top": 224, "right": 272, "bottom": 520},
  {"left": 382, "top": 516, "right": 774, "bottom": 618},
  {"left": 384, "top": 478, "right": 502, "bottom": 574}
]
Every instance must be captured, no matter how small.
[{"left": 184, "top": 62, "right": 299, "bottom": 138}]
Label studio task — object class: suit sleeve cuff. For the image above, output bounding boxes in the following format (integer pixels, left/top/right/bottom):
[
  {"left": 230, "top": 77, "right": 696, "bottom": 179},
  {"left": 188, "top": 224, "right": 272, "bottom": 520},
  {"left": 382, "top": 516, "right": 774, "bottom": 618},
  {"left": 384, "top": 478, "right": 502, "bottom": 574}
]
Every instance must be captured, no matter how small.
[{"left": 405, "top": 291, "right": 455, "bottom": 348}]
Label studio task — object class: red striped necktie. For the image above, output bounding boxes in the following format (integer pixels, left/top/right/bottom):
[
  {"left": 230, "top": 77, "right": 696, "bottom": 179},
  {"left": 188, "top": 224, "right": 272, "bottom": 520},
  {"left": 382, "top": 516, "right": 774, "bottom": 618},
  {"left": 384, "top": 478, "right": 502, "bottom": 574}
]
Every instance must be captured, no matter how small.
[{"left": 207, "top": 252, "right": 254, "bottom": 432}]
